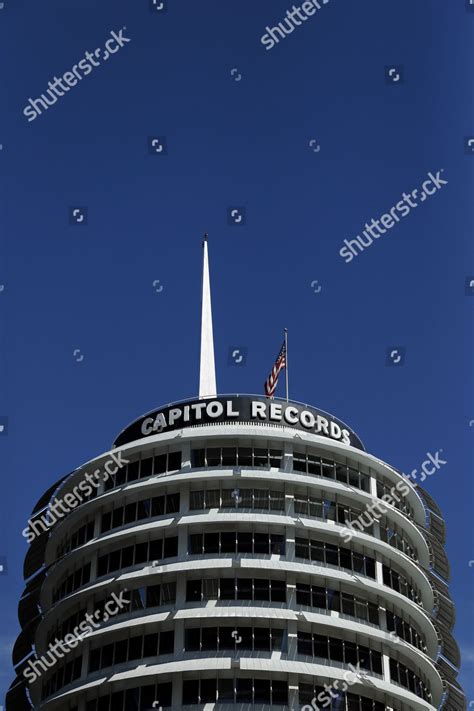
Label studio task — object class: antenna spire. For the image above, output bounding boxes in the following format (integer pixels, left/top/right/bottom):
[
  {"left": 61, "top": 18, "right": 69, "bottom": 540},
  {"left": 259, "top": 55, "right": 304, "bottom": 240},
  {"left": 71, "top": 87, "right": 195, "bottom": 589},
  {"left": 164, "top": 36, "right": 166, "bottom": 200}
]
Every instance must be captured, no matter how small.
[{"left": 199, "top": 233, "right": 217, "bottom": 399}]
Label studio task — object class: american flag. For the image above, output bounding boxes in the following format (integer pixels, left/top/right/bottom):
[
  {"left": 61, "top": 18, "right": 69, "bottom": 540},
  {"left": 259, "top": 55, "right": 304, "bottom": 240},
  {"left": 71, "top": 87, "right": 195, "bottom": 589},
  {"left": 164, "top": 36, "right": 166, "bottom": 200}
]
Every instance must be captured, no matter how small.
[{"left": 264, "top": 340, "right": 287, "bottom": 398}]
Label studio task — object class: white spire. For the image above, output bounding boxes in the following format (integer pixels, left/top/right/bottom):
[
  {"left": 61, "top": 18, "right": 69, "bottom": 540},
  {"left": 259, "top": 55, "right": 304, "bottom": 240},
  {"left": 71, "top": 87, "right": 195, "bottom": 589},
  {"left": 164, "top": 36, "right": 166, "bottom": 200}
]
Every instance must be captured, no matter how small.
[{"left": 199, "top": 234, "right": 217, "bottom": 399}]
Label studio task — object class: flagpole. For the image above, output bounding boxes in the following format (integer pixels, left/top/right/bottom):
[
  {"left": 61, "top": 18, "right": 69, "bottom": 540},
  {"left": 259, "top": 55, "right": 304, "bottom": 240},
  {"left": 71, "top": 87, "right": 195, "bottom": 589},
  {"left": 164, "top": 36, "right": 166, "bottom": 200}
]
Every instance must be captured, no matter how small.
[{"left": 284, "top": 328, "right": 289, "bottom": 402}]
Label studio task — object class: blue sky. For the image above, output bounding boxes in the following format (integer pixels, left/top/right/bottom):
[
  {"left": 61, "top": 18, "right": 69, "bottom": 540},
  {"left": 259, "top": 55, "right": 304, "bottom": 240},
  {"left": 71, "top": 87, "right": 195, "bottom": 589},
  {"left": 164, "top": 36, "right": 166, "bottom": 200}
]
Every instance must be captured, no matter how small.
[{"left": 0, "top": 0, "right": 473, "bottom": 704}]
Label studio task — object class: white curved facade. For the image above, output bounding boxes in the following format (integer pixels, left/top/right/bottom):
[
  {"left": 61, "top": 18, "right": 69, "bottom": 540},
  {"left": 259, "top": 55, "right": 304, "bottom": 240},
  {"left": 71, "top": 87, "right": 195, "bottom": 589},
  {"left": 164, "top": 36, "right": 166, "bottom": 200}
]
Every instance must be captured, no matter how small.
[{"left": 7, "top": 396, "right": 465, "bottom": 711}]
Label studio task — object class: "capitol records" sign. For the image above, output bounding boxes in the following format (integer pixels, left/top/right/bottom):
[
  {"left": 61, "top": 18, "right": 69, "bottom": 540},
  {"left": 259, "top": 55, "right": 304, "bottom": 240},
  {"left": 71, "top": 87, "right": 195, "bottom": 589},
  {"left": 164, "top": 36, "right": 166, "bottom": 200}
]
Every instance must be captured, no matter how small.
[{"left": 114, "top": 396, "right": 364, "bottom": 451}]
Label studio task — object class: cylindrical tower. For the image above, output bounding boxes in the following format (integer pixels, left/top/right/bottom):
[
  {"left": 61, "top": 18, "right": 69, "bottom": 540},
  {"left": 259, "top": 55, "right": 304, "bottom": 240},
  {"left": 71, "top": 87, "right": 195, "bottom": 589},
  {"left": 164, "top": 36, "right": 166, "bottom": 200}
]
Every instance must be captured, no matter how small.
[{"left": 7, "top": 395, "right": 465, "bottom": 711}]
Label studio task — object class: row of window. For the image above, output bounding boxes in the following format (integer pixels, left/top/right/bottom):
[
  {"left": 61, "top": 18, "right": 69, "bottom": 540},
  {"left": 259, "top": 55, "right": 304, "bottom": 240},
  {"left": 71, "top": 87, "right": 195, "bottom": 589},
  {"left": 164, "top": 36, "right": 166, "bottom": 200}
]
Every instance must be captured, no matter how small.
[
  {"left": 390, "top": 659, "right": 431, "bottom": 701},
  {"left": 89, "top": 630, "right": 174, "bottom": 672},
  {"left": 186, "top": 577, "right": 286, "bottom": 603},
  {"left": 382, "top": 565, "right": 421, "bottom": 604},
  {"left": 295, "top": 536, "right": 376, "bottom": 578},
  {"left": 100, "top": 493, "right": 180, "bottom": 534},
  {"left": 300, "top": 684, "right": 386, "bottom": 711},
  {"left": 191, "top": 446, "right": 282, "bottom": 469},
  {"left": 52, "top": 563, "right": 91, "bottom": 604},
  {"left": 185, "top": 626, "right": 285, "bottom": 652},
  {"left": 103, "top": 450, "right": 182, "bottom": 491},
  {"left": 298, "top": 632, "right": 383, "bottom": 675},
  {"left": 48, "top": 584, "right": 176, "bottom": 647},
  {"left": 386, "top": 610, "right": 427, "bottom": 652},
  {"left": 97, "top": 537, "right": 178, "bottom": 577},
  {"left": 67, "top": 682, "right": 389, "bottom": 711},
  {"left": 190, "top": 487, "right": 285, "bottom": 511},
  {"left": 41, "top": 655, "right": 82, "bottom": 699},
  {"left": 189, "top": 531, "right": 285, "bottom": 556},
  {"left": 53, "top": 532, "right": 421, "bottom": 607},
  {"left": 296, "top": 583, "right": 380, "bottom": 624},
  {"left": 57, "top": 521, "right": 95, "bottom": 559},
  {"left": 182, "top": 678, "right": 287, "bottom": 706},
  {"left": 293, "top": 451, "right": 371, "bottom": 491},
  {"left": 377, "top": 478, "right": 414, "bottom": 519}
]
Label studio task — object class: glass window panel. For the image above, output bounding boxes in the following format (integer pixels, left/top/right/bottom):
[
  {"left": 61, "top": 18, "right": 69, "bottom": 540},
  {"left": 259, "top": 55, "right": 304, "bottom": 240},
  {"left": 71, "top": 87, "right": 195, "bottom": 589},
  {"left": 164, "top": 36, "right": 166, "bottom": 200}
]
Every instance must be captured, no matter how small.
[
  {"left": 189, "top": 490, "right": 204, "bottom": 510},
  {"left": 270, "top": 449, "right": 282, "bottom": 468},
  {"left": 298, "top": 632, "right": 313, "bottom": 656},
  {"left": 271, "top": 628, "right": 285, "bottom": 651},
  {"left": 255, "top": 578, "right": 270, "bottom": 601},
  {"left": 149, "top": 538, "right": 163, "bottom": 561},
  {"left": 237, "top": 532, "right": 253, "bottom": 553},
  {"left": 272, "top": 680, "right": 288, "bottom": 705},
  {"left": 109, "top": 550, "right": 121, "bottom": 572},
  {"left": 140, "top": 457, "right": 153, "bottom": 478},
  {"left": 134, "top": 542, "right": 148, "bottom": 565},
  {"left": 89, "top": 648, "right": 101, "bottom": 672},
  {"left": 200, "top": 679, "right": 216, "bottom": 703},
  {"left": 220, "top": 578, "right": 235, "bottom": 599},
  {"left": 159, "top": 630, "right": 174, "bottom": 655},
  {"left": 296, "top": 583, "right": 311, "bottom": 606},
  {"left": 121, "top": 545, "right": 134, "bottom": 568},
  {"left": 206, "top": 448, "right": 221, "bottom": 466},
  {"left": 189, "top": 534, "right": 202, "bottom": 555},
  {"left": 166, "top": 493, "right": 180, "bottom": 513},
  {"left": 151, "top": 496, "right": 165, "bottom": 517},
  {"left": 146, "top": 584, "right": 161, "bottom": 607},
  {"left": 185, "top": 628, "right": 200, "bottom": 651},
  {"left": 221, "top": 532, "right": 235, "bottom": 553},
  {"left": 254, "top": 448, "right": 268, "bottom": 467},
  {"left": 326, "top": 544, "right": 339, "bottom": 566},
  {"left": 218, "top": 627, "right": 234, "bottom": 649},
  {"left": 270, "top": 491, "right": 285, "bottom": 510},
  {"left": 191, "top": 450, "right": 205, "bottom": 468},
  {"left": 237, "top": 578, "right": 252, "bottom": 599},
  {"left": 163, "top": 537, "right": 177, "bottom": 558},
  {"left": 240, "top": 489, "right": 252, "bottom": 507},
  {"left": 128, "top": 461, "right": 139, "bottom": 481},
  {"left": 200, "top": 578, "right": 217, "bottom": 600},
  {"left": 329, "top": 638, "right": 344, "bottom": 662},
  {"left": 143, "top": 633, "right": 158, "bottom": 657},
  {"left": 222, "top": 447, "right": 237, "bottom": 466},
  {"left": 136, "top": 501, "right": 149, "bottom": 520},
  {"left": 154, "top": 454, "right": 167, "bottom": 474},
  {"left": 238, "top": 447, "right": 252, "bottom": 466},
  {"left": 365, "top": 557, "right": 376, "bottom": 579},
  {"left": 293, "top": 452, "right": 307, "bottom": 472},
  {"left": 221, "top": 489, "right": 235, "bottom": 507},
  {"left": 254, "top": 533, "right": 269, "bottom": 554},
  {"left": 342, "top": 594, "right": 355, "bottom": 617},
  {"left": 101, "top": 643, "right": 114, "bottom": 668},
  {"left": 182, "top": 680, "right": 199, "bottom": 705},
  {"left": 254, "top": 679, "right": 271, "bottom": 703},
  {"left": 236, "top": 678, "right": 252, "bottom": 703},
  {"left": 271, "top": 580, "right": 286, "bottom": 602},
  {"left": 161, "top": 581, "right": 176, "bottom": 604},
  {"left": 310, "top": 541, "right": 324, "bottom": 563},
  {"left": 271, "top": 534, "right": 285, "bottom": 554},
  {"left": 218, "top": 679, "right": 234, "bottom": 702},
  {"left": 167, "top": 451, "right": 181, "bottom": 471},
  {"left": 352, "top": 552, "right": 365, "bottom": 573},
  {"left": 254, "top": 489, "right": 269, "bottom": 509},
  {"left": 314, "top": 635, "right": 328, "bottom": 660},
  {"left": 114, "top": 639, "right": 128, "bottom": 665},
  {"left": 204, "top": 532, "right": 220, "bottom": 554},
  {"left": 201, "top": 627, "right": 218, "bottom": 650},
  {"left": 128, "top": 636, "right": 142, "bottom": 661},
  {"left": 206, "top": 490, "right": 220, "bottom": 508},
  {"left": 322, "top": 459, "right": 335, "bottom": 478},
  {"left": 294, "top": 497, "right": 309, "bottom": 516},
  {"left": 124, "top": 503, "right": 136, "bottom": 524}
]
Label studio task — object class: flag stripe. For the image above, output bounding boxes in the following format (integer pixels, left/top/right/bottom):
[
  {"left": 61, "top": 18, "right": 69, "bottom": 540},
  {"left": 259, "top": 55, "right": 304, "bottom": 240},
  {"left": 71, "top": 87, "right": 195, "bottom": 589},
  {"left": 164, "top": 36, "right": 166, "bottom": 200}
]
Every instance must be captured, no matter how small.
[{"left": 264, "top": 341, "right": 287, "bottom": 398}]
